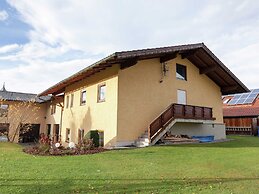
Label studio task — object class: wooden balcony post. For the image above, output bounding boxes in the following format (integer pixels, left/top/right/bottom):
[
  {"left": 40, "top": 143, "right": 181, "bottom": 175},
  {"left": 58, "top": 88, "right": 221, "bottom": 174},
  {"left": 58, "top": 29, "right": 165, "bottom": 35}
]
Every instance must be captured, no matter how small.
[
  {"left": 160, "top": 114, "right": 164, "bottom": 126},
  {"left": 171, "top": 104, "right": 174, "bottom": 118},
  {"left": 148, "top": 126, "right": 151, "bottom": 141}
]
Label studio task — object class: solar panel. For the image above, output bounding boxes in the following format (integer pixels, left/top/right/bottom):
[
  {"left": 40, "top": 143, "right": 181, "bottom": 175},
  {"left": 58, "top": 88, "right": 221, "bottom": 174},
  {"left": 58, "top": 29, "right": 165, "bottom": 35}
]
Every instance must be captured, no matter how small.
[
  {"left": 244, "top": 98, "right": 255, "bottom": 104},
  {"left": 232, "top": 94, "right": 242, "bottom": 99},
  {"left": 248, "top": 93, "right": 258, "bottom": 97},
  {"left": 227, "top": 89, "right": 259, "bottom": 105},
  {"left": 236, "top": 98, "right": 246, "bottom": 104},
  {"left": 241, "top": 93, "right": 250, "bottom": 98},
  {"left": 228, "top": 99, "right": 238, "bottom": 105},
  {"left": 251, "top": 89, "right": 259, "bottom": 93}
]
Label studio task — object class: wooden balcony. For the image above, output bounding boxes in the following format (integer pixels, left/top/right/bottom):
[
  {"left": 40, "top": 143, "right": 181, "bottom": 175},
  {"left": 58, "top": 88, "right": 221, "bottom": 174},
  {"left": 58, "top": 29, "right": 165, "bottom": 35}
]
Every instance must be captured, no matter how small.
[{"left": 149, "top": 103, "right": 215, "bottom": 143}]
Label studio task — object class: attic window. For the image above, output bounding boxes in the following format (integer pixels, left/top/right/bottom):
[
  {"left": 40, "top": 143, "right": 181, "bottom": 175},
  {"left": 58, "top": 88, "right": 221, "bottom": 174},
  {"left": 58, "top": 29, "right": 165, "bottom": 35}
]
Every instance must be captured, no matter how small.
[
  {"left": 176, "top": 64, "right": 187, "bottom": 80},
  {"left": 98, "top": 84, "right": 106, "bottom": 103},
  {"left": 51, "top": 104, "right": 56, "bottom": 115},
  {"left": 70, "top": 93, "right": 74, "bottom": 108},
  {"left": 66, "top": 95, "right": 69, "bottom": 109},
  {"left": 81, "top": 90, "right": 86, "bottom": 105}
]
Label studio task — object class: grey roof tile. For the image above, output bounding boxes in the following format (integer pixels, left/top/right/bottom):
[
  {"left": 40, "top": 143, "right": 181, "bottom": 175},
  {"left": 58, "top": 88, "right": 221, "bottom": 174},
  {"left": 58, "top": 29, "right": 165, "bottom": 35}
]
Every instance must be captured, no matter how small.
[{"left": 0, "top": 90, "right": 51, "bottom": 103}]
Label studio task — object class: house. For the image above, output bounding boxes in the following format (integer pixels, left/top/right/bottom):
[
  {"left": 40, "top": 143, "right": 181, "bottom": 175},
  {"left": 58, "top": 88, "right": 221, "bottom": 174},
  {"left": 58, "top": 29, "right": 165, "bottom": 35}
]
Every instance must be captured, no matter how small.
[
  {"left": 223, "top": 89, "right": 259, "bottom": 135},
  {"left": 38, "top": 43, "right": 248, "bottom": 147},
  {"left": 0, "top": 84, "right": 63, "bottom": 142}
]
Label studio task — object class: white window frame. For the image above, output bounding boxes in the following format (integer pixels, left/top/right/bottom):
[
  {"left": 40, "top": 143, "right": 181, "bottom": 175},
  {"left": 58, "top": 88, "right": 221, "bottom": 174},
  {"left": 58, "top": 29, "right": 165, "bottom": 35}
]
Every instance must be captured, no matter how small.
[{"left": 177, "top": 89, "right": 187, "bottom": 105}]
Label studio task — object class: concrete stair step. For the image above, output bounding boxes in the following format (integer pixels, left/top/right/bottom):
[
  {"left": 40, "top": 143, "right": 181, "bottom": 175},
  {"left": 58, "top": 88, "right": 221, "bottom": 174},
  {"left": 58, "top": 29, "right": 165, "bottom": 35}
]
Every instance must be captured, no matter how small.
[
  {"left": 135, "top": 141, "right": 149, "bottom": 147},
  {"left": 135, "top": 129, "right": 150, "bottom": 147},
  {"left": 138, "top": 137, "right": 149, "bottom": 143},
  {"left": 140, "top": 134, "right": 148, "bottom": 138}
]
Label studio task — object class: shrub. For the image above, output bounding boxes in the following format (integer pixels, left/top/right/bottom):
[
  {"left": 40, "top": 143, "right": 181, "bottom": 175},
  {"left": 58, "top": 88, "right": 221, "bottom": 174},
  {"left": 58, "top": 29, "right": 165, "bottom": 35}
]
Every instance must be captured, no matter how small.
[
  {"left": 23, "top": 137, "right": 106, "bottom": 156},
  {"left": 77, "top": 138, "right": 94, "bottom": 151},
  {"left": 39, "top": 133, "right": 50, "bottom": 145},
  {"left": 85, "top": 130, "right": 99, "bottom": 147},
  {"left": 38, "top": 144, "right": 50, "bottom": 154}
]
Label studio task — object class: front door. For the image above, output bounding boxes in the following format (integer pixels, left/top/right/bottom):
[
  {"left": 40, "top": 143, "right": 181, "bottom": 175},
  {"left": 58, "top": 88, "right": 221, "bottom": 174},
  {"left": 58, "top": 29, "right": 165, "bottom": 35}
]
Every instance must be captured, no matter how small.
[
  {"left": 177, "top": 90, "right": 186, "bottom": 105},
  {"left": 53, "top": 124, "right": 60, "bottom": 142}
]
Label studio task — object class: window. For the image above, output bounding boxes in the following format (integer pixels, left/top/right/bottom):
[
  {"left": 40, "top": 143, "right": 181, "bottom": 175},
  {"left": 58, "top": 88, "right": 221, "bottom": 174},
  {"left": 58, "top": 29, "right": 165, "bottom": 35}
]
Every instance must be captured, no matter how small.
[
  {"left": 176, "top": 64, "right": 187, "bottom": 80},
  {"left": 51, "top": 104, "right": 56, "bottom": 115},
  {"left": 46, "top": 124, "right": 51, "bottom": 137},
  {"left": 78, "top": 129, "right": 84, "bottom": 143},
  {"left": 66, "top": 128, "right": 71, "bottom": 142},
  {"left": 0, "top": 104, "right": 8, "bottom": 117},
  {"left": 66, "top": 95, "right": 69, "bottom": 109},
  {"left": 81, "top": 90, "right": 86, "bottom": 105},
  {"left": 177, "top": 90, "right": 187, "bottom": 105},
  {"left": 98, "top": 84, "right": 106, "bottom": 102},
  {"left": 70, "top": 93, "right": 74, "bottom": 108}
]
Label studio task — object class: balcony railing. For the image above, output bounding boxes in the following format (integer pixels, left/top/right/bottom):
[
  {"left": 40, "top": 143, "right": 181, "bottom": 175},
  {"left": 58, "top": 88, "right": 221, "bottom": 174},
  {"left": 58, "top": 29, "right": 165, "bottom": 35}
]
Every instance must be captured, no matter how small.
[{"left": 149, "top": 103, "right": 215, "bottom": 143}]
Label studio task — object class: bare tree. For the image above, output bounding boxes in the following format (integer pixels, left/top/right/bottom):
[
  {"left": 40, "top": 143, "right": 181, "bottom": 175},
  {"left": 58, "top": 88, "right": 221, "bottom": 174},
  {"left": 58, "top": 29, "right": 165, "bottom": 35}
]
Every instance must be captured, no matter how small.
[{"left": 0, "top": 98, "right": 40, "bottom": 142}]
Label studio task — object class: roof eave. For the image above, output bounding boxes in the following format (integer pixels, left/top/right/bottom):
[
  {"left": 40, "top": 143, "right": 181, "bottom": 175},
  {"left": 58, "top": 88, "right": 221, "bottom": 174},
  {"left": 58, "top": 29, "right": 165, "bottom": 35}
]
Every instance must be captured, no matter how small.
[
  {"left": 200, "top": 44, "right": 249, "bottom": 94},
  {"left": 38, "top": 53, "right": 117, "bottom": 96},
  {"left": 38, "top": 43, "right": 249, "bottom": 96}
]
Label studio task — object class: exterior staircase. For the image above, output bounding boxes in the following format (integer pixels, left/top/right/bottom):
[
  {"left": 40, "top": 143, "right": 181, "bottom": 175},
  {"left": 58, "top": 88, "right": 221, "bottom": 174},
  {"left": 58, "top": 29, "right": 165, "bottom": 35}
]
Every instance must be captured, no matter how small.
[{"left": 135, "top": 103, "right": 215, "bottom": 147}]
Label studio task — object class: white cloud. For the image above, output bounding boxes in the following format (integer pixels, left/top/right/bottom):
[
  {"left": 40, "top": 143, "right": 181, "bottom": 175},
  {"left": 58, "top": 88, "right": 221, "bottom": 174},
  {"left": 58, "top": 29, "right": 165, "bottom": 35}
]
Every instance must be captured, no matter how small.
[
  {"left": 221, "top": 43, "right": 259, "bottom": 89},
  {"left": 0, "top": 44, "right": 20, "bottom": 54},
  {"left": 1, "top": 0, "right": 259, "bottom": 93},
  {"left": 0, "top": 58, "right": 96, "bottom": 93},
  {"left": 0, "top": 10, "right": 8, "bottom": 21}
]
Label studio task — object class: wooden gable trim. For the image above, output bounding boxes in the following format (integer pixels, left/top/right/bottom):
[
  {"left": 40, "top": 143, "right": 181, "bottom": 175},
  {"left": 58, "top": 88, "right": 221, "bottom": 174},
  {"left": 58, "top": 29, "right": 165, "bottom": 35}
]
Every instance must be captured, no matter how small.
[
  {"left": 199, "top": 65, "right": 217, "bottom": 74},
  {"left": 120, "top": 58, "right": 138, "bottom": 70},
  {"left": 222, "top": 85, "right": 239, "bottom": 94},
  {"left": 159, "top": 52, "right": 177, "bottom": 63},
  {"left": 180, "top": 50, "right": 198, "bottom": 59}
]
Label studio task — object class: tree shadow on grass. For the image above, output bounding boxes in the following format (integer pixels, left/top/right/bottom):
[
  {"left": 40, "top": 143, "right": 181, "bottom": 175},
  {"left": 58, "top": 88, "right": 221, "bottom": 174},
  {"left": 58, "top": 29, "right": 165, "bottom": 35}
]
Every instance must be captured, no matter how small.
[{"left": 1, "top": 177, "right": 259, "bottom": 193}]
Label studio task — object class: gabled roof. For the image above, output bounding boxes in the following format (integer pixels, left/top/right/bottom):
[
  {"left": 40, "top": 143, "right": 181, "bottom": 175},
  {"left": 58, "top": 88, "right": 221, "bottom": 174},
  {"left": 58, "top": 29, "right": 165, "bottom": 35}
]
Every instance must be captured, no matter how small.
[
  {"left": 223, "top": 106, "right": 259, "bottom": 117},
  {"left": 0, "top": 90, "right": 51, "bottom": 103},
  {"left": 38, "top": 43, "right": 249, "bottom": 96}
]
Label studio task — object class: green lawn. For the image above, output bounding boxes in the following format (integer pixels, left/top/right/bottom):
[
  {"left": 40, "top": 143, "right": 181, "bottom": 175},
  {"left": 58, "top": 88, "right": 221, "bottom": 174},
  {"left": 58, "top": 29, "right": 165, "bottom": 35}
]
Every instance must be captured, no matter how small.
[{"left": 1, "top": 136, "right": 259, "bottom": 193}]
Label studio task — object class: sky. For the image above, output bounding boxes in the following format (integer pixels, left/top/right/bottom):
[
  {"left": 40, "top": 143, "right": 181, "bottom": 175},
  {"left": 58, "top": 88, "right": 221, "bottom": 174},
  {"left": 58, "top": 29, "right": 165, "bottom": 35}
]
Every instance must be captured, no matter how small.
[{"left": 0, "top": 0, "right": 259, "bottom": 94}]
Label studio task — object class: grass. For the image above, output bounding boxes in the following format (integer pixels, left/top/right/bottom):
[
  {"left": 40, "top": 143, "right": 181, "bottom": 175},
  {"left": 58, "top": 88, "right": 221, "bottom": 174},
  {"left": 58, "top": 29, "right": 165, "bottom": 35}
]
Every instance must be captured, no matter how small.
[{"left": 1, "top": 136, "right": 259, "bottom": 193}]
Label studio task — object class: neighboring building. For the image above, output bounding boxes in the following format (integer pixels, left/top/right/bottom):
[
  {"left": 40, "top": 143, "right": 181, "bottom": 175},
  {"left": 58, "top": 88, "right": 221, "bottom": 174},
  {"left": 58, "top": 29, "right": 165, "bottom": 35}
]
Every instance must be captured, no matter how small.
[
  {"left": 223, "top": 89, "right": 259, "bottom": 135},
  {"left": 38, "top": 43, "right": 248, "bottom": 147},
  {"left": 0, "top": 85, "right": 63, "bottom": 143}
]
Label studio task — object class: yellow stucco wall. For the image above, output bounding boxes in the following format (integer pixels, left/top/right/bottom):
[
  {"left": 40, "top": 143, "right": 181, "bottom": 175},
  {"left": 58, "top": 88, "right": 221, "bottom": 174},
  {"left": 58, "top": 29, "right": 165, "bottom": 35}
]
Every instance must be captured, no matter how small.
[
  {"left": 117, "top": 55, "right": 223, "bottom": 142},
  {"left": 0, "top": 101, "right": 47, "bottom": 142},
  {"left": 61, "top": 65, "right": 119, "bottom": 147},
  {"left": 45, "top": 101, "right": 62, "bottom": 125},
  {"left": 0, "top": 54, "right": 224, "bottom": 146},
  {"left": 45, "top": 98, "right": 63, "bottom": 138}
]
